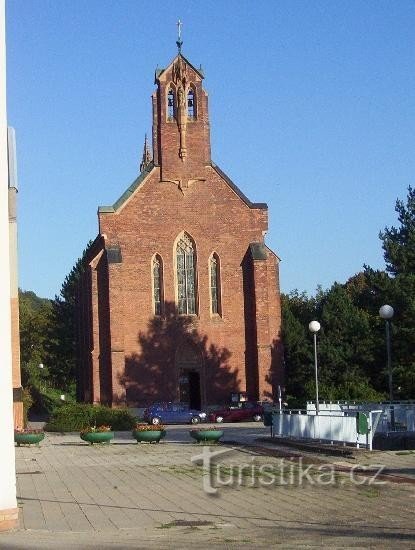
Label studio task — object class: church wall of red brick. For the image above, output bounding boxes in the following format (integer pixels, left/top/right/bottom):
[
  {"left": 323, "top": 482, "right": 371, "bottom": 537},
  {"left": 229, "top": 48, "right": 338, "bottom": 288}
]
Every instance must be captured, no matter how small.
[{"left": 76, "top": 51, "right": 283, "bottom": 407}]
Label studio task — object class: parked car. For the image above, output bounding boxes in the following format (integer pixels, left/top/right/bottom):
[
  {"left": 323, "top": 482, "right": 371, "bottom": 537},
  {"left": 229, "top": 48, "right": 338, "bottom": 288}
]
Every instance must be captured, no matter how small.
[
  {"left": 208, "top": 402, "right": 264, "bottom": 423},
  {"left": 143, "top": 402, "right": 207, "bottom": 425}
]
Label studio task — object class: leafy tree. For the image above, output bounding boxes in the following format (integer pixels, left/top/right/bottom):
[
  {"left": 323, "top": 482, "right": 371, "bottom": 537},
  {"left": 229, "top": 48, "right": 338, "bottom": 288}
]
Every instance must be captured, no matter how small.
[
  {"left": 344, "top": 270, "right": 392, "bottom": 394},
  {"left": 281, "top": 291, "right": 315, "bottom": 406},
  {"left": 377, "top": 186, "right": 415, "bottom": 398},
  {"left": 19, "top": 290, "right": 52, "bottom": 387},
  {"left": 19, "top": 242, "right": 92, "bottom": 413},
  {"left": 46, "top": 242, "right": 92, "bottom": 389},
  {"left": 282, "top": 283, "right": 385, "bottom": 406},
  {"left": 19, "top": 289, "right": 57, "bottom": 415},
  {"left": 380, "top": 186, "right": 415, "bottom": 276},
  {"left": 317, "top": 283, "right": 380, "bottom": 399}
]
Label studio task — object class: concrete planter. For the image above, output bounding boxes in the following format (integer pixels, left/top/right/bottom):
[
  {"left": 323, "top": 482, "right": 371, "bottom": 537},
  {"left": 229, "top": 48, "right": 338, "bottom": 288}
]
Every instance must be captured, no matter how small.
[
  {"left": 132, "top": 429, "right": 166, "bottom": 443},
  {"left": 80, "top": 431, "right": 114, "bottom": 444},
  {"left": 14, "top": 432, "right": 45, "bottom": 446},
  {"left": 190, "top": 429, "right": 224, "bottom": 443}
]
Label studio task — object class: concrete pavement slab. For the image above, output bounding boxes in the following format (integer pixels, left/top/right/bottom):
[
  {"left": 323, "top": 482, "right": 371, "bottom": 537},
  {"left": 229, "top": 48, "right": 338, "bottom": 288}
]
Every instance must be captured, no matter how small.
[{"left": 0, "top": 425, "right": 414, "bottom": 548}]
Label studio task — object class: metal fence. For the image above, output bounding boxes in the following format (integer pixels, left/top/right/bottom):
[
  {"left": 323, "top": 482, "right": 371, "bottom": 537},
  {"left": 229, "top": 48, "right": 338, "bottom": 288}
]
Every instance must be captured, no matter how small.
[
  {"left": 306, "top": 401, "right": 415, "bottom": 433},
  {"left": 271, "top": 409, "right": 383, "bottom": 449}
]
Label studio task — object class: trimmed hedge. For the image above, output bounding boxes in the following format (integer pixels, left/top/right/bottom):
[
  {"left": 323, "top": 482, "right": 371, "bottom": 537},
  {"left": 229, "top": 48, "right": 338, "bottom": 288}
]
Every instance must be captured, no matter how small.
[{"left": 44, "top": 403, "right": 137, "bottom": 432}]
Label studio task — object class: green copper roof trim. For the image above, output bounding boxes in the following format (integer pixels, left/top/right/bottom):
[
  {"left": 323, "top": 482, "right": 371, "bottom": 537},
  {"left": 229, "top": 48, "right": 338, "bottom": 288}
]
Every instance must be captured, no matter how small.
[
  {"left": 98, "top": 162, "right": 155, "bottom": 214},
  {"left": 211, "top": 162, "right": 268, "bottom": 210},
  {"left": 98, "top": 160, "right": 266, "bottom": 214}
]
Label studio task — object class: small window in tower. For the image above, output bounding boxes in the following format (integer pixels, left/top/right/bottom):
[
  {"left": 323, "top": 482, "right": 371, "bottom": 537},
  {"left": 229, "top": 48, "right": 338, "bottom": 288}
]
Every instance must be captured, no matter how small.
[
  {"left": 210, "top": 254, "right": 221, "bottom": 316},
  {"left": 187, "top": 89, "right": 196, "bottom": 119},
  {"left": 152, "top": 255, "right": 164, "bottom": 315},
  {"left": 167, "top": 89, "right": 175, "bottom": 120}
]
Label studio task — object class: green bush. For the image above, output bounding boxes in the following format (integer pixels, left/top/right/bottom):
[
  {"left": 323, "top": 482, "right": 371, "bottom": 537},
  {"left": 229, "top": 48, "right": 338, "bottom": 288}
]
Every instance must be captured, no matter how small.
[
  {"left": 29, "top": 385, "right": 76, "bottom": 416},
  {"left": 21, "top": 371, "right": 77, "bottom": 418},
  {"left": 44, "top": 403, "right": 137, "bottom": 432},
  {"left": 303, "top": 379, "right": 386, "bottom": 404}
]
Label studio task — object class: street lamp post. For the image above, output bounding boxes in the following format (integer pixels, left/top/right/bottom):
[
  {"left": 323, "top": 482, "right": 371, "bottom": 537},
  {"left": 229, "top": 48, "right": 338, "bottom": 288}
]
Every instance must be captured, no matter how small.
[
  {"left": 379, "top": 304, "right": 394, "bottom": 430},
  {"left": 309, "top": 321, "right": 321, "bottom": 415},
  {"left": 379, "top": 305, "right": 394, "bottom": 402}
]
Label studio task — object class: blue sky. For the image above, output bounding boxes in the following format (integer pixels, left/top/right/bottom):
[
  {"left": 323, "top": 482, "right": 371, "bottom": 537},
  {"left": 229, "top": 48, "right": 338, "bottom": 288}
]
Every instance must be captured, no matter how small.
[{"left": 6, "top": 0, "right": 415, "bottom": 298}]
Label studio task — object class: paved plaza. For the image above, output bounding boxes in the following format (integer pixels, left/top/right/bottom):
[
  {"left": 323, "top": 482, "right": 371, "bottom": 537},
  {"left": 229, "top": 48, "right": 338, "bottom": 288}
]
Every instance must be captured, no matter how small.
[{"left": 1, "top": 425, "right": 415, "bottom": 549}]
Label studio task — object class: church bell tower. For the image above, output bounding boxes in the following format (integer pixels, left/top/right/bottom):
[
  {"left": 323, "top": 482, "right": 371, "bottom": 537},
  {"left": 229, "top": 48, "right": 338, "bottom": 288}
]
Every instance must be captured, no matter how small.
[{"left": 152, "top": 23, "right": 211, "bottom": 189}]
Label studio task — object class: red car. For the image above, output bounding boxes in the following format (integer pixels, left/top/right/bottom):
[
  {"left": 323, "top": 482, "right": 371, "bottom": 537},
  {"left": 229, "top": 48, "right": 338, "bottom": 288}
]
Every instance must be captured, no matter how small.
[{"left": 208, "top": 402, "right": 264, "bottom": 423}]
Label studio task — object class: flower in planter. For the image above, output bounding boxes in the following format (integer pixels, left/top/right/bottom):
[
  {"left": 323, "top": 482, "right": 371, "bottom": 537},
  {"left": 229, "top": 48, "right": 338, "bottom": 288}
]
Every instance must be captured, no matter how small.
[
  {"left": 132, "top": 423, "right": 166, "bottom": 443},
  {"left": 80, "top": 424, "right": 112, "bottom": 435},
  {"left": 134, "top": 423, "right": 166, "bottom": 432},
  {"left": 14, "top": 428, "right": 44, "bottom": 434},
  {"left": 79, "top": 424, "right": 114, "bottom": 445},
  {"left": 14, "top": 427, "right": 45, "bottom": 446},
  {"left": 189, "top": 425, "right": 223, "bottom": 443},
  {"left": 190, "top": 425, "right": 220, "bottom": 432}
]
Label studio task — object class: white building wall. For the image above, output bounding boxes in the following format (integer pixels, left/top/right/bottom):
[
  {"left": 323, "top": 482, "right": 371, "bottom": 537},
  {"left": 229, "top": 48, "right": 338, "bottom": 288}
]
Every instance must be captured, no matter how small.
[{"left": 0, "top": 0, "right": 18, "bottom": 526}]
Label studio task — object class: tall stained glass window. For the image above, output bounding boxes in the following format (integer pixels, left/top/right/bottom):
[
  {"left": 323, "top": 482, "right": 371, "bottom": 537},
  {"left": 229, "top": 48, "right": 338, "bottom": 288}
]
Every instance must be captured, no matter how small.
[
  {"left": 152, "top": 255, "right": 163, "bottom": 315},
  {"left": 210, "top": 254, "right": 221, "bottom": 315},
  {"left": 176, "top": 234, "right": 196, "bottom": 315}
]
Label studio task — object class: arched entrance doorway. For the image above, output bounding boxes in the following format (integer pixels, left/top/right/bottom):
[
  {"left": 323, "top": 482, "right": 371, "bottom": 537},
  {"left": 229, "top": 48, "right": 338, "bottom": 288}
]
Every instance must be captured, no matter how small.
[{"left": 175, "top": 341, "right": 202, "bottom": 410}]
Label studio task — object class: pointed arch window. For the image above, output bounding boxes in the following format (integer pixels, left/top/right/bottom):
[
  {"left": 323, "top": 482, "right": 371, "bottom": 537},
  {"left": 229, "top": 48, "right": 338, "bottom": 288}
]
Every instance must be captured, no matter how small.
[
  {"left": 210, "top": 253, "right": 221, "bottom": 316},
  {"left": 152, "top": 255, "right": 164, "bottom": 316},
  {"left": 187, "top": 88, "right": 196, "bottom": 119},
  {"left": 167, "top": 88, "right": 175, "bottom": 120},
  {"left": 176, "top": 234, "right": 197, "bottom": 315}
]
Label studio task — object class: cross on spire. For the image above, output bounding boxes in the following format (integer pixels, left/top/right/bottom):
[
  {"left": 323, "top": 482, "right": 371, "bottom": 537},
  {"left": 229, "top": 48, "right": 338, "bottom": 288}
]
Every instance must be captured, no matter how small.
[{"left": 176, "top": 19, "right": 183, "bottom": 53}]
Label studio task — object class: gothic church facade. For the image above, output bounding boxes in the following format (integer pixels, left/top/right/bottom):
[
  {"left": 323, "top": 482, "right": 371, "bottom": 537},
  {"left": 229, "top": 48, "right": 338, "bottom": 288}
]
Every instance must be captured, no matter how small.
[{"left": 76, "top": 47, "right": 283, "bottom": 408}]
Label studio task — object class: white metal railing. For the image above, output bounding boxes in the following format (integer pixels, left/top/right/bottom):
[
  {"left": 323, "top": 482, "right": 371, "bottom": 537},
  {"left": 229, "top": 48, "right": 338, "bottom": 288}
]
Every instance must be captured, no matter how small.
[
  {"left": 306, "top": 401, "right": 415, "bottom": 433},
  {"left": 271, "top": 410, "right": 383, "bottom": 450}
]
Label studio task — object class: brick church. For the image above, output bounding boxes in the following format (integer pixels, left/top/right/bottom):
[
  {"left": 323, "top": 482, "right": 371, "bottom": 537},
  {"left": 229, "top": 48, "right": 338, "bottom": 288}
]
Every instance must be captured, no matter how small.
[{"left": 76, "top": 41, "right": 283, "bottom": 408}]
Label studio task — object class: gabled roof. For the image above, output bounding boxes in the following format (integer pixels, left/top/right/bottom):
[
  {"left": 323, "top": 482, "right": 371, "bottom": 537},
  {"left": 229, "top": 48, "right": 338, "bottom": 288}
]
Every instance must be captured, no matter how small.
[
  {"left": 211, "top": 163, "right": 268, "bottom": 210},
  {"left": 154, "top": 53, "right": 204, "bottom": 84},
  {"left": 98, "top": 160, "right": 267, "bottom": 214},
  {"left": 249, "top": 242, "right": 281, "bottom": 264},
  {"left": 249, "top": 242, "right": 268, "bottom": 260},
  {"left": 98, "top": 162, "right": 155, "bottom": 214}
]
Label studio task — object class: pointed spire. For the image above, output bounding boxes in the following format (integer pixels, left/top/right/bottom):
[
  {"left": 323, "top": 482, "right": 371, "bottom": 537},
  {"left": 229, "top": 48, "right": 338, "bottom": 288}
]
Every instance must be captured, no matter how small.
[
  {"left": 176, "top": 19, "right": 183, "bottom": 54},
  {"left": 139, "top": 134, "right": 152, "bottom": 173}
]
